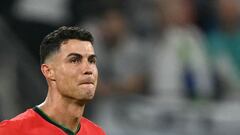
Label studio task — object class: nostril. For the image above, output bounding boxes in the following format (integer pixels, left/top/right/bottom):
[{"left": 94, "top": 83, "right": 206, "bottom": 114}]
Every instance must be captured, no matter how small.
[{"left": 84, "top": 71, "right": 92, "bottom": 75}]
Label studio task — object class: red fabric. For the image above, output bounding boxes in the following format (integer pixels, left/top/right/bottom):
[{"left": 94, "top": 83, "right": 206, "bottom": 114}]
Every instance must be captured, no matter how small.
[{"left": 0, "top": 109, "right": 106, "bottom": 135}]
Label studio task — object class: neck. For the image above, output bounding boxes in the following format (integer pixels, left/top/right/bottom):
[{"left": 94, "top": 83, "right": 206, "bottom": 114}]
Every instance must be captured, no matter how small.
[{"left": 38, "top": 90, "right": 85, "bottom": 132}]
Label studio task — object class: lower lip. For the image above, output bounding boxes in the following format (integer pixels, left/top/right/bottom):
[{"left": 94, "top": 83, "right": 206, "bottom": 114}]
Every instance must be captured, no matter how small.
[{"left": 80, "top": 83, "right": 94, "bottom": 86}]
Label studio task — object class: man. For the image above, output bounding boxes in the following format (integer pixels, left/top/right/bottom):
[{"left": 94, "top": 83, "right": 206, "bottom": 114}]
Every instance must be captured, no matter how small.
[{"left": 0, "top": 26, "right": 106, "bottom": 135}]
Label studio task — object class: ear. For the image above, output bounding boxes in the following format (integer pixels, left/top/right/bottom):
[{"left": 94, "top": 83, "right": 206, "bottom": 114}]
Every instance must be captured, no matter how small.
[{"left": 41, "top": 64, "right": 56, "bottom": 81}]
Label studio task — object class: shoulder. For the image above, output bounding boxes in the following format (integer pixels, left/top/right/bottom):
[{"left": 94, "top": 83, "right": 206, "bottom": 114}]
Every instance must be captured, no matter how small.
[
  {"left": 0, "top": 109, "right": 36, "bottom": 134},
  {"left": 81, "top": 117, "right": 106, "bottom": 135},
  {"left": 0, "top": 120, "right": 19, "bottom": 134}
]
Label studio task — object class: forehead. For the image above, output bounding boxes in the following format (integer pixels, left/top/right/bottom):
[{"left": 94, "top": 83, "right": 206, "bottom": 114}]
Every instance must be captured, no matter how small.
[{"left": 59, "top": 39, "right": 95, "bottom": 56}]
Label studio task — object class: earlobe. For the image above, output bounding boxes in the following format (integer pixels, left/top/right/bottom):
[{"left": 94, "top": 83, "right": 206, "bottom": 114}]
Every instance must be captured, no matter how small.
[{"left": 41, "top": 64, "right": 56, "bottom": 81}]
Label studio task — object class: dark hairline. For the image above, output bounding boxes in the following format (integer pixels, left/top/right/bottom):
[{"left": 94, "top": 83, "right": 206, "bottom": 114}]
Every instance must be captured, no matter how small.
[
  {"left": 43, "top": 39, "right": 93, "bottom": 64},
  {"left": 40, "top": 26, "right": 94, "bottom": 64}
]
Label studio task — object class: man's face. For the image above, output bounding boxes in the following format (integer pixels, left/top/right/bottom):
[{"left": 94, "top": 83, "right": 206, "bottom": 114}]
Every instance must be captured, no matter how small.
[{"left": 49, "top": 39, "right": 98, "bottom": 102}]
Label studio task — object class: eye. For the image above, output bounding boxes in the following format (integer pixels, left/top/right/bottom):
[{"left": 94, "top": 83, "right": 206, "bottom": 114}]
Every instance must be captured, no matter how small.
[
  {"left": 89, "top": 57, "right": 97, "bottom": 64},
  {"left": 70, "top": 57, "right": 81, "bottom": 64}
]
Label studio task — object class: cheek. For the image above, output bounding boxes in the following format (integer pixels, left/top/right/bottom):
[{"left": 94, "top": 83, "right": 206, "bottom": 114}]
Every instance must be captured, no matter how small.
[
  {"left": 94, "top": 67, "right": 98, "bottom": 79},
  {"left": 55, "top": 69, "right": 77, "bottom": 94},
  {"left": 55, "top": 66, "right": 75, "bottom": 83}
]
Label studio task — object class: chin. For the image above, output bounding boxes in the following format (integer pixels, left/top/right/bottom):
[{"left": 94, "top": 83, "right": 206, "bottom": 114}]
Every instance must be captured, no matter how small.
[
  {"left": 77, "top": 91, "right": 95, "bottom": 101},
  {"left": 75, "top": 96, "right": 94, "bottom": 105}
]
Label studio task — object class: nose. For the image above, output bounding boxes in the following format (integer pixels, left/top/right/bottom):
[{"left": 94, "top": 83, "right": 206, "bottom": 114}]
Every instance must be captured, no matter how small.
[{"left": 82, "top": 60, "right": 93, "bottom": 75}]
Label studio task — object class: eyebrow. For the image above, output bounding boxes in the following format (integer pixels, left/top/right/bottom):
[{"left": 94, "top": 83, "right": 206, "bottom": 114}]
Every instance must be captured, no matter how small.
[
  {"left": 67, "top": 53, "right": 82, "bottom": 58},
  {"left": 66, "top": 53, "right": 97, "bottom": 58}
]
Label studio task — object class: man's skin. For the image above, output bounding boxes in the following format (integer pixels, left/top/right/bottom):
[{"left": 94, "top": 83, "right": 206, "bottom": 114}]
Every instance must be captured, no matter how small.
[{"left": 39, "top": 39, "right": 98, "bottom": 132}]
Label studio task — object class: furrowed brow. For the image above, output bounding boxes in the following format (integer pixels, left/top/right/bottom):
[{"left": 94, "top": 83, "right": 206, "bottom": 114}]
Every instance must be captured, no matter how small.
[{"left": 67, "top": 53, "right": 82, "bottom": 58}]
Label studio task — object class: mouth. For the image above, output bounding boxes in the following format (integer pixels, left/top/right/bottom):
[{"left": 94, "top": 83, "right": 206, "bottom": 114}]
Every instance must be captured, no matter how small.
[
  {"left": 79, "top": 80, "right": 95, "bottom": 85},
  {"left": 80, "top": 82, "right": 94, "bottom": 85}
]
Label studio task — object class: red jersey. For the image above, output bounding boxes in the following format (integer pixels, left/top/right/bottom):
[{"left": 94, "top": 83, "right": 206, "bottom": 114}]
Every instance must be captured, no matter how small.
[{"left": 0, "top": 107, "right": 106, "bottom": 135}]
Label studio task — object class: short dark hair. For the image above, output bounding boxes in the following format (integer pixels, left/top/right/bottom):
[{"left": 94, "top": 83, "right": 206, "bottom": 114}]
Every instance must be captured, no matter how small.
[{"left": 40, "top": 26, "right": 94, "bottom": 64}]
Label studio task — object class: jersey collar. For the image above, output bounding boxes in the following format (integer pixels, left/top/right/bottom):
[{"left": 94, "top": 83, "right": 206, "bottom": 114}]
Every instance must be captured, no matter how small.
[{"left": 33, "top": 107, "right": 80, "bottom": 135}]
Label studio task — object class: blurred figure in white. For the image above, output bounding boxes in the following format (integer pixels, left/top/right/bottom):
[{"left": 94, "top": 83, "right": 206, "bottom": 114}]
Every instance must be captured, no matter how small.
[
  {"left": 146, "top": 1, "right": 215, "bottom": 134},
  {"left": 150, "top": 0, "right": 213, "bottom": 102}
]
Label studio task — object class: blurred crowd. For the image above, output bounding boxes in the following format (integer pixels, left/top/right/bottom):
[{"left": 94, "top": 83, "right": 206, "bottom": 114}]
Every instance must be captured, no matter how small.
[{"left": 0, "top": 0, "right": 240, "bottom": 135}]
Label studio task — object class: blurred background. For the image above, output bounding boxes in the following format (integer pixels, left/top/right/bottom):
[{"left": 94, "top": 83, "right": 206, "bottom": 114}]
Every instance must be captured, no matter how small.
[{"left": 0, "top": 0, "right": 240, "bottom": 134}]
